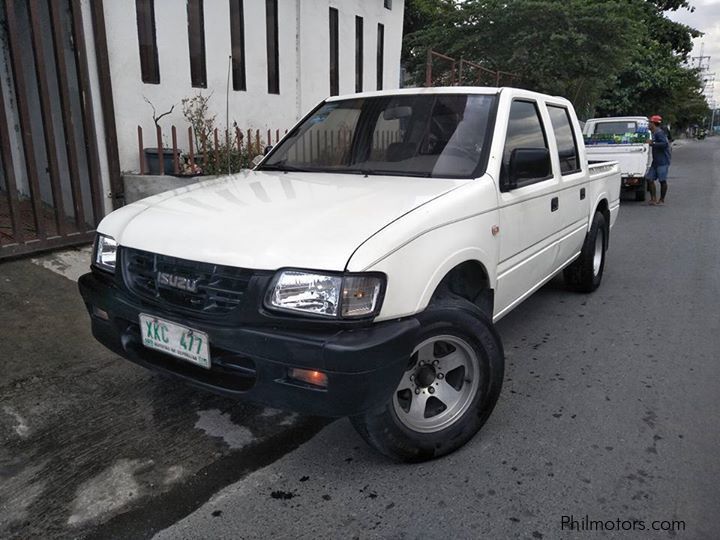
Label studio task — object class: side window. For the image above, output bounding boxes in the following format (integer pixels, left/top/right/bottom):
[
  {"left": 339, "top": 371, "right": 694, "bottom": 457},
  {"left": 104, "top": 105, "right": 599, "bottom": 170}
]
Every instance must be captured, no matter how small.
[
  {"left": 501, "top": 100, "right": 548, "bottom": 187},
  {"left": 548, "top": 106, "right": 580, "bottom": 174}
]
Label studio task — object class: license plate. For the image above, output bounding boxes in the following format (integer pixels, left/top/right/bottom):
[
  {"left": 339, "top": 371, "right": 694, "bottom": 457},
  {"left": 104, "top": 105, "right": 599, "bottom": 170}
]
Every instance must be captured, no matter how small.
[{"left": 139, "top": 314, "right": 210, "bottom": 369}]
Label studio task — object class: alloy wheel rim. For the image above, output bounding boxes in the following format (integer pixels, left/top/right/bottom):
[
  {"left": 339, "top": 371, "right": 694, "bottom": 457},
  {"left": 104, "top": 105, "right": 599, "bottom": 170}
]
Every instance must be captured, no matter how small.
[
  {"left": 593, "top": 227, "right": 604, "bottom": 277},
  {"left": 392, "top": 335, "right": 480, "bottom": 434}
]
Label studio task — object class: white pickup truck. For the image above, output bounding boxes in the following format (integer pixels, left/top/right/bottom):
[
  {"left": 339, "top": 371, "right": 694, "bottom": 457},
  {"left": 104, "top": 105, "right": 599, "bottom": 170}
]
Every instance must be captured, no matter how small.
[
  {"left": 80, "top": 87, "right": 620, "bottom": 462},
  {"left": 583, "top": 116, "right": 651, "bottom": 201}
]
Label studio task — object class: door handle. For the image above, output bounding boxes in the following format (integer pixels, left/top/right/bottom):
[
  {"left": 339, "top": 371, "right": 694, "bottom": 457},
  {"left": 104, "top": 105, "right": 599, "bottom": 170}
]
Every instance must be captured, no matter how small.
[
  {"left": 551, "top": 197, "right": 559, "bottom": 212},
  {"left": 580, "top": 188, "right": 586, "bottom": 200}
]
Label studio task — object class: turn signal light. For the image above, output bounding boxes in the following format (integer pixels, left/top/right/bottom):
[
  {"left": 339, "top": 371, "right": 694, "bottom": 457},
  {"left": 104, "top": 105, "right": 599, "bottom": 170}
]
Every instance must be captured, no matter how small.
[{"left": 289, "top": 368, "right": 328, "bottom": 388}]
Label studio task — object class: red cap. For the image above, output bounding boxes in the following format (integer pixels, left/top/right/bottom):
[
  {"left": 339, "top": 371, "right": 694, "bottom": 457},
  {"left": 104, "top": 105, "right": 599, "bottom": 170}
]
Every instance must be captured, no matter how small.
[{"left": 650, "top": 115, "right": 662, "bottom": 124}]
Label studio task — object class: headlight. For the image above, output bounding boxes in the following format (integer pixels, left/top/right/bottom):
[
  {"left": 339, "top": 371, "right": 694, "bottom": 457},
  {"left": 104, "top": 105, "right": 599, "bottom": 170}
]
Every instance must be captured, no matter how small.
[
  {"left": 94, "top": 234, "right": 118, "bottom": 273},
  {"left": 265, "top": 270, "right": 385, "bottom": 319}
]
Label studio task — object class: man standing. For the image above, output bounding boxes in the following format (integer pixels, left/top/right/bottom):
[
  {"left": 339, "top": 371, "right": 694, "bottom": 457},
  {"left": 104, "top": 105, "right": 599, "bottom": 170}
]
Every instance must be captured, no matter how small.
[{"left": 646, "top": 114, "right": 671, "bottom": 205}]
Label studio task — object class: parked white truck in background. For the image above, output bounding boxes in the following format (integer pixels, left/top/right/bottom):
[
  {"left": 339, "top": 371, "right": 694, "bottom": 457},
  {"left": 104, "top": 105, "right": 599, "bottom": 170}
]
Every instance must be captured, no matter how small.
[
  {"left": 80, "top": 87, "right": 621, "bottom": 462},
  {"left": 584, "top": 116, "right": 651, "bottom": 201}
]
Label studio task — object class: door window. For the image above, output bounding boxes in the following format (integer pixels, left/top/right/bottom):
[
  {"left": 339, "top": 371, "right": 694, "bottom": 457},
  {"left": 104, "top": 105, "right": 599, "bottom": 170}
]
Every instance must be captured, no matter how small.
[{"left": 501, "top": 100, "right": 549, "bottom": 187}]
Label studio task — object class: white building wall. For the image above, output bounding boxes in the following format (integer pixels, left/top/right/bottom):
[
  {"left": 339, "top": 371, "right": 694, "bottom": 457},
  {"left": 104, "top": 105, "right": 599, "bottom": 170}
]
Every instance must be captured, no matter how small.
[{"left": 102, "top": 0, "right": 404, "bottom": 173}]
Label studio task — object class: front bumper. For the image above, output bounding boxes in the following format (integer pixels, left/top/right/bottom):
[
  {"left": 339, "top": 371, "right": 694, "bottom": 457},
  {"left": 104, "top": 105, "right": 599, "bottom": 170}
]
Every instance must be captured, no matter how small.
[{"left": 79, "top": 271, "right": 419, "bottom": 417}]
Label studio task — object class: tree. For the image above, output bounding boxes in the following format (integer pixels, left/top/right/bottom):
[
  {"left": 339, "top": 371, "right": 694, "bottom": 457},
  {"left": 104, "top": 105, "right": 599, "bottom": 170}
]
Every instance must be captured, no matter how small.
[
  {"left": 594, "top": 0, "right": 705, "bottom": 128},
  {"left": 404, "top": 0, "right": 643, "bottom": 114},
  {"left": 402, "top": 0, "right": 707, "bottom": 125},
  {"left": 402, "top": 0, "right": 458, "bottom": 76}
]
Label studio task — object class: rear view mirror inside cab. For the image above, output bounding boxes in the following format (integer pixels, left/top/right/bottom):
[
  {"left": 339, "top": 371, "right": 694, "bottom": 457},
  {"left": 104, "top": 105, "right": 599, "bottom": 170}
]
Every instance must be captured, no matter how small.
[
  {"left": 383, "top": 106, "right": 412, "bottom": 120},
  {"left": 504, "top": 147, "right": 551, "bottom": 191}
]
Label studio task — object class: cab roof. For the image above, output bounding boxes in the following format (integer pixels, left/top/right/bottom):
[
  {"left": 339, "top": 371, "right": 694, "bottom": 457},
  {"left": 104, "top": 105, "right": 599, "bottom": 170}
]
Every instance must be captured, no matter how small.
[{"left": 326, "top": 86, "right": 573, "bottom": 107}]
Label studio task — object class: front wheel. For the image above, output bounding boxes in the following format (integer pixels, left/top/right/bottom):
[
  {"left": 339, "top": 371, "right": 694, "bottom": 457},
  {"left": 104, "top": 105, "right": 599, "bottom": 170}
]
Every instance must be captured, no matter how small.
[{"left": 351, "top": 295, "right": 504, "bottom": 462}]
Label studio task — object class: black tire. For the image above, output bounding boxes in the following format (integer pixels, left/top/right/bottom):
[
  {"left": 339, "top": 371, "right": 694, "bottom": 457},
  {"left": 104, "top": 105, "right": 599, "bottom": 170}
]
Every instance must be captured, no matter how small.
[
  {"left": 350, "top": 294, "right": 504, "bottom": 463},
  {"left": 563, "top": 211, "right": 607, "bottom": 293},
  {"left": 635, "top": 186, "right": 646, "bottom": 201}
]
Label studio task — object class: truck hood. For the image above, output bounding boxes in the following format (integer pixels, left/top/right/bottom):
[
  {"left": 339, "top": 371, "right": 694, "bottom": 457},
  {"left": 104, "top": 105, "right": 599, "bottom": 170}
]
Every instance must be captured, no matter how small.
[{"left": 100, "top": 170, "right": 466, "bottom": 271}]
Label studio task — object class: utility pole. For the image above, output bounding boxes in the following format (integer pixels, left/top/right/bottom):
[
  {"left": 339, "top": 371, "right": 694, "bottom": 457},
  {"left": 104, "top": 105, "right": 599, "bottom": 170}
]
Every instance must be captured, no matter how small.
[{"left": 691, "top": 42, "right": 715, "bottom": 110}]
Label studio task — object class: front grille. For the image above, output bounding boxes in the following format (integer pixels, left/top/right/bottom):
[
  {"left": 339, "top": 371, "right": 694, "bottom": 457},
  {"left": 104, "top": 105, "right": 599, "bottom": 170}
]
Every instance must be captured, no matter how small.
[{"left": 122, "top": 248, "right": 253, "bottom": 315}]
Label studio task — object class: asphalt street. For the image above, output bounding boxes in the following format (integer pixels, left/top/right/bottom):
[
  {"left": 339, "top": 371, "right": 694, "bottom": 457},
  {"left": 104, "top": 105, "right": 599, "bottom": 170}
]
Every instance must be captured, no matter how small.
[{"left": 1, "top": 137, "right": 719, "bottom": 539}]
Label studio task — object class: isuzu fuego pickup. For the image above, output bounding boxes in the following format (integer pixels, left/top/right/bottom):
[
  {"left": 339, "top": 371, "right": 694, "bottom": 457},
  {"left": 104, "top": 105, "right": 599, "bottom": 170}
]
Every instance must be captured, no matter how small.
[{"left": 80, "top": 87, "right": 620, "bottom": 461}]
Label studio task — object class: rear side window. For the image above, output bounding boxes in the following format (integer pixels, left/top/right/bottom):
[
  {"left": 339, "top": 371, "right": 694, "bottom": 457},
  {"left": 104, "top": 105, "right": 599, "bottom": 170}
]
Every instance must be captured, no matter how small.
[
  {"left": 502, "top": 100, "right": 548, "bottom": 186},
  {"left": 547, "top": 105, "right": 580, "bottom": 175},
  {"left": 593, "top": 121, "right": 636, "bottom": 135}
]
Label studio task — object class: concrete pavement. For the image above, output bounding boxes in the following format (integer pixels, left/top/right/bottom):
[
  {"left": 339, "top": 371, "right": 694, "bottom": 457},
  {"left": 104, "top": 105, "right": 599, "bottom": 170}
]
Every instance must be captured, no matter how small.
[{"left": 0, "top": 258, "right": 327, "bottom": 539}]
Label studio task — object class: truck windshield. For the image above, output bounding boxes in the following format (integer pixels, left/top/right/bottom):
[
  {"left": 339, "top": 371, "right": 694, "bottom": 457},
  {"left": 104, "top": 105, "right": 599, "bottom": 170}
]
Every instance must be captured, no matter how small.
[
  {"left": 260, "top": 94, "right": 497, "bottom": 178},
  {"left": 593, "top": 121, "right": 638, "bottom": 135}
]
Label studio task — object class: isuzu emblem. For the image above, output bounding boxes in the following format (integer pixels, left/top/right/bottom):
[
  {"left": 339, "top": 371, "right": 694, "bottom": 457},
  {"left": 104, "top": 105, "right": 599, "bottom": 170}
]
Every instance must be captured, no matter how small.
[{"left": 157, "top": 271, "right": 199, "bottom": 293}]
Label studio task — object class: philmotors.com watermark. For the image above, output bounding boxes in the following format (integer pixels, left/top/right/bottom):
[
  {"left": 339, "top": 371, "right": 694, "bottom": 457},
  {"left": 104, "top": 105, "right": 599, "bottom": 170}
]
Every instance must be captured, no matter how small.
[{"left": 561, "top": 514, "right": 686, "bottom": 533}]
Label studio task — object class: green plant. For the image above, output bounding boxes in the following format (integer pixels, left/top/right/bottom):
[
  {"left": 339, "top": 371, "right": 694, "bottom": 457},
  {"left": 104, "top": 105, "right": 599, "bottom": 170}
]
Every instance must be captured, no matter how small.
[
  {"left": 200, "top": 129, "right": 265, "bottom": 175},
  {"left": 177, "top": 128, "right": 265, "bottom": 176},
  {"left": 182, "top": 92, "right": 216, "bottom": 153},
  {"left": 179, "top": 93, "right": 268, "bottom": 175}
]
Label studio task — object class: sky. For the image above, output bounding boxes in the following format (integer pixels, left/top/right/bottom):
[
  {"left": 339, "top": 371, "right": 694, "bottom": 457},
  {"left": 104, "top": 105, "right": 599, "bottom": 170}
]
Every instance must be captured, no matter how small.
[{"left": 666, "top": 0, "right": 720, "bottom": 108}]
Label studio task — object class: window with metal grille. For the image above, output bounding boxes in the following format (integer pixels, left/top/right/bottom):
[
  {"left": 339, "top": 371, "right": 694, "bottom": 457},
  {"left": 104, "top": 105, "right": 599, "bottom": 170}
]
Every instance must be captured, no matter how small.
[
  {"left": 187, "top": 0, "right": 207, "bottom": 88},
  {"left": 136, "top": 0, "right": 159, "bottom": 84},
  {"left": 329, "top": 8, "right": 339, "bottom": 96},
  {"left": 376, "top": 23, "right": 384, "bottom": 90},
  {"left": 266, "top": 0, "right": 279, "bottom": 94},
  {"left": 229, "top": 0, "right": 246, "bottom": 91},
  {"left": 355, "top": 16, "right": 363, "bottom": 93}
]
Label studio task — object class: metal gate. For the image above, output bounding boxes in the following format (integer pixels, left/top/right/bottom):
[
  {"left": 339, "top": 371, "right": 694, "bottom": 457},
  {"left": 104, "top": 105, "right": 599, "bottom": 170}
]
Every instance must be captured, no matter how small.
[{"left": 0, "top": 0, "right": 104, "bottom": 259}]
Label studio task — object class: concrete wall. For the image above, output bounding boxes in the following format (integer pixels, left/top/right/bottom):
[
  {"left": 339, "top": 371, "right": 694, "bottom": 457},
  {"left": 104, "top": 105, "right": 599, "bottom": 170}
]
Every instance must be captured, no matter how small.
[{"left": 102, "top": 0, "right": 405, "bottom": 174}]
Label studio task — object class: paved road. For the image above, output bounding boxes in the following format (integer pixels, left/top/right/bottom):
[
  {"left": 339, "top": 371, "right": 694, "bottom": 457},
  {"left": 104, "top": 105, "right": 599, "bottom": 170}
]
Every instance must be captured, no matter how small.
[
  {"left": 1, "top": 137, "right": 719, "bottom": 539},
  {"left": 156, "top": 137, "right": 720, "bottom": 539}
]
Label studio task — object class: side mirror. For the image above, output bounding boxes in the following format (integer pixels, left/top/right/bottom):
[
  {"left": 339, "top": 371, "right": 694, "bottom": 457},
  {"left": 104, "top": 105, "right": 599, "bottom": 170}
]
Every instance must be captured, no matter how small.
[
  {"left": 504, "top": 147, "right": 551, "bottom": 191},
  {"left": 251, "top": 154, "right": 264, "bottom": 167},
  {"left": 263, "top": 145, "right": 273, "bottom": 155}
]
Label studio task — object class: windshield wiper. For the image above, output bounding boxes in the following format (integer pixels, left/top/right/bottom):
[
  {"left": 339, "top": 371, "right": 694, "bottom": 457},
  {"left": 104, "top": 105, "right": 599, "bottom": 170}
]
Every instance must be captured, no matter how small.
[
  {"left": 261, "top": 164, "right": 433, "bottom": 178},
  {"left": 259, "top": 163, "right": 315, "bottom": 173},
  {"left": 345, "top": 169, "right": 433, "bottom": 178}
]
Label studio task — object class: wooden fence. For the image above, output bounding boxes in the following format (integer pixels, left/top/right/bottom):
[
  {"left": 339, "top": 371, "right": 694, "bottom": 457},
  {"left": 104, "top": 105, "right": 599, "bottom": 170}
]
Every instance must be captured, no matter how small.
[
  {"left": 283, "top": 128, "right": 407, "bottom": 165},
  {"left": 136, "top": 125, "right": 288, "bottom": 175},
  {"left": 137, "top": 125, "right": 408, "bottom": 173}
]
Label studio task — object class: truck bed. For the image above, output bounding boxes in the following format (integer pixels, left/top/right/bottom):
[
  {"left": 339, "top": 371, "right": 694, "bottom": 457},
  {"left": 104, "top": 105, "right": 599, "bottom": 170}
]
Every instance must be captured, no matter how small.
[{"left": 586, "top": 144, "right": 650, "bottom": 178}]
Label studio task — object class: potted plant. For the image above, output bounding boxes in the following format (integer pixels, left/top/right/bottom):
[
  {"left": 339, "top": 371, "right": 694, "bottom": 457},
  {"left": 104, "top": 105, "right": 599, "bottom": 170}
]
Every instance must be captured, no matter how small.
[{"left": 143, "top": 97, "right": 181, "bottom": 175}]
